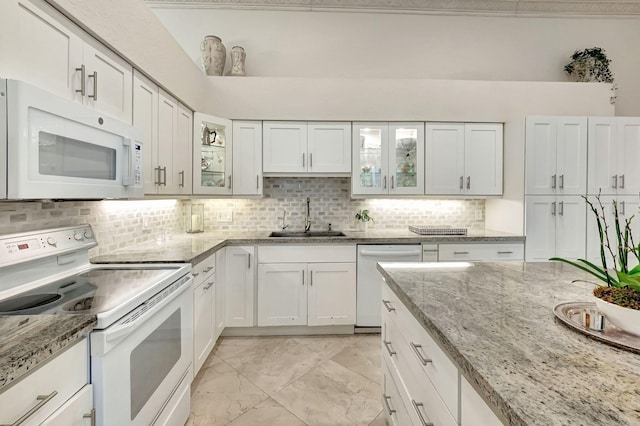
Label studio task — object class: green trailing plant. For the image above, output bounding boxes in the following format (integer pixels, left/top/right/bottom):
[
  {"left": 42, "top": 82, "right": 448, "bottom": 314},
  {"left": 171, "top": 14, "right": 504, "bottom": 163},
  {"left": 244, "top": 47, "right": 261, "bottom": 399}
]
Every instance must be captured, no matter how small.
[
  {"left": 550, "top": 194, "right": 640, "bottom": 297},
  {"left": 354, "top": 209, "right": 374, "bottom": 223},
  {"left": 563, "top": 47, "right": 617, "bottom": 104}
]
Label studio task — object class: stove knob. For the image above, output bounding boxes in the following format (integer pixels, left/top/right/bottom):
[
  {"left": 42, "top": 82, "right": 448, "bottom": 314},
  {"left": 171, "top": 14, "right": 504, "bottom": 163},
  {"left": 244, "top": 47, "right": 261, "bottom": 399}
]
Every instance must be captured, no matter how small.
[
  {"left": 47, "top": 237, "right": 57, "bottom": 246},
  {"left": 74, "top": 232, "right": 83, "bottom": 241},
  {"left": 84, "top": 230, "right": 93, "bottom": 239}
]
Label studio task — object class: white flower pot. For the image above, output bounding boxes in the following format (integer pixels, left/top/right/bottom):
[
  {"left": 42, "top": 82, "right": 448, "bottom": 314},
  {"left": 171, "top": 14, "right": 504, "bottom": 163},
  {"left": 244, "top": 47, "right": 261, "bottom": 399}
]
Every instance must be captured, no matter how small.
[{"left": 594, "top": 297, "right": 640, "bottom": 336}]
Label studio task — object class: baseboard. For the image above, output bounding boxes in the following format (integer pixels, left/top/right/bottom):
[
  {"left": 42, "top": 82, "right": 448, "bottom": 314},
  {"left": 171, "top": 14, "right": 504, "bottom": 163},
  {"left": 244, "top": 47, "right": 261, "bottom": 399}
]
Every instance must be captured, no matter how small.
[{"left": 221, "top": 324, "right": 355, "bottom": 336}]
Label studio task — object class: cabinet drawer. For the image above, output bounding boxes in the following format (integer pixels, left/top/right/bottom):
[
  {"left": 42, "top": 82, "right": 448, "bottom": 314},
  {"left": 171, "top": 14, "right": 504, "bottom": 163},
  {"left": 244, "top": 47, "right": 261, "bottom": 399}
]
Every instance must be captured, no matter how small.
[
  {"left": 40, "top": 384, "right": 93, "bottom": 425},
  {"left": 382, "top": 356, "right": 413, "bottom": 426},
  {"left": 382, "top": 283, "right": 459, "bottom": 422},
  {"left": 258, "top": 245, "right": 356, "bottom": 263},
  {"left": 0, "top": 339, "right": 88, "bottom": 426},
  {"left": 192, "top": 252, "right": 216, "bottom": 284},
  {"left": 438, "top": 243, "right": 523, "bottom": 262}
]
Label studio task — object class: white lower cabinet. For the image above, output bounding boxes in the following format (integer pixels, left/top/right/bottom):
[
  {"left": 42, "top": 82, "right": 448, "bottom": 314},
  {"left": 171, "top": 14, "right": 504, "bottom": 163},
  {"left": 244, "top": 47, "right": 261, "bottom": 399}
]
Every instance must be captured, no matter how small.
[
  {"left": 382, "top": 281, "right": 504, "bottom": 426},
  {"left": 0, "top": 338, "right": 90, "bottom": 426},
  {"left": 192, "top": 251, "right": 216, "bottom": 375},
  {"left": 215, "top": 248, "right": 226, "bottom": 340},
  {"left": 257, "top": 245, "right": 356, "bottom": 327},
  {"left": 225, "top": 246, "right": 256, "bottom": 327},
  {"left": 438, "top": 242, "right": 524, "bottom": 262}
]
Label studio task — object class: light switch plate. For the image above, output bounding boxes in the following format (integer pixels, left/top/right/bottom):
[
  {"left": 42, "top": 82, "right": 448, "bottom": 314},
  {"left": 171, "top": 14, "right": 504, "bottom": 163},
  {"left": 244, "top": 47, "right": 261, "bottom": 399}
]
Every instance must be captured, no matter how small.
[
  {"left": 217, "top": 210, "right": 233, "bottom": 222},
  {"left": 475, "top": 209, "right": 483, "bottom": 221}
]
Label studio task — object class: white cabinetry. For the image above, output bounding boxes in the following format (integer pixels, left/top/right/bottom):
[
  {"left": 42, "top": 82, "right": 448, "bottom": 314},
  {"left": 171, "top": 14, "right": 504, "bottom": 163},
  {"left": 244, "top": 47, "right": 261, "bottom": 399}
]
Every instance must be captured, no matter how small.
[
  {"left": 0, "top": 339, "right": 92, "bottom": 426},
  {"left": 232, "top": 121, "right": 263, "bottom": 195},
  {"left": 257, "top": 245, "right": 357, "bottom": 327},
  {"left": 426, "top": 123, "right": 503, "bottom": 196},
  {"left": 17, "top": 0, "right": 132, "bottom": 123},
  {"left": 352, "top": 122, "right": 425, "bottom": 195},
  {"left": 263, "top": 121, "right": 351, "bottom": 174},
  {"left": 525, "top": 116, "right": 588, "bottom": 195},
  {"left": 225, "top": 246, "right": 255, "bottom": 327},
  {"left": 215, "top": 248, "right": 226, "bottom": 340},
  {"left": 461, "top": 376, "right": 503, "bottom": 426},
  {"left": 588, "top": 117, "right": 640, "bottom": 196},
  {"left": 192, "top": 252, "right": 216, "bottom": 375},
  {"left": 525, "top": 196, "right": 586, "bottom": 261},
  {"left": 193, "top": 113, "right": 233, "bottom": 195},
  {"left": 438, "top": 242, "right": 524, "bottom": 262},
  {"left": 134, "top": 71, "right": 192, "bottom": 195}
]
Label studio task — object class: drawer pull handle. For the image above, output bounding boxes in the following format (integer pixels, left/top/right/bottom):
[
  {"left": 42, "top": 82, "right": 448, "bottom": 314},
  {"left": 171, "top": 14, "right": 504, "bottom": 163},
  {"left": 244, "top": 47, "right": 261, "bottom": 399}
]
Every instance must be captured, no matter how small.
[
  {"left": 2, "top": 391, "right": 58, "bottom": 426},
  {"left": 411, "top": 399, "right": 434, "bottom": 426},
  {"left": 203, "top": 281, "right": 214, "bottom": 290},
  {"left": 497, "top": 251, "right": 513, "bottom": 254},
  {"left": 83, "top": 408, "right": 96, "bottom": 426},
  {"left": 383, "top": 340, "right": 396, "bottom": 356},
  {"left": 410, "top": 342, "right": 432, "bottom": 366},
  {"left": 453, "top": 251, "right": 469, "bottom": 255},
  {"left": 203, "top": 266, "right": 214, "bottom": 273},
  {"left": 192, "top": 272, "right": 200, "bottom": 278},
  {"left": 382, "top": 300, "right": 395, "bottom": 312},
  {"left": 383, "top": 394, "right": 396, "bottom": 415}
]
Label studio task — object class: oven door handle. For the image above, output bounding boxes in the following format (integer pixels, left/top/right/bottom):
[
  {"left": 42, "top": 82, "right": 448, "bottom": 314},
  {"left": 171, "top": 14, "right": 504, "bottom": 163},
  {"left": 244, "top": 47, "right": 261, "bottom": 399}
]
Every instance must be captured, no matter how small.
[{"left": 91, "top": 276, "right": 192, "bottom": 355}]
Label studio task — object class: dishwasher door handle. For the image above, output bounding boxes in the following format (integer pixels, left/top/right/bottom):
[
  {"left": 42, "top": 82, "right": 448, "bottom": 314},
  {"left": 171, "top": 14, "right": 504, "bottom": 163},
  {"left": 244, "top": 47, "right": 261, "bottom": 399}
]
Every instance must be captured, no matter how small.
[{"left": 359, "top": 250, "right": 422, "bottom": 257}]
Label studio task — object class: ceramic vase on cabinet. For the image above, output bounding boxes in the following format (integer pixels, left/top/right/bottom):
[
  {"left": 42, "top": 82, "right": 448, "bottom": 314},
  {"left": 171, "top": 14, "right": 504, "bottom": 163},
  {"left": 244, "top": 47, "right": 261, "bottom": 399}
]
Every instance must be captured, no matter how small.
[
  {"left": 230, "top": 46, "right": 246, "bottom": 76},
  {"left": 201, "top": 35, "right": 226, "bottom": 76}
]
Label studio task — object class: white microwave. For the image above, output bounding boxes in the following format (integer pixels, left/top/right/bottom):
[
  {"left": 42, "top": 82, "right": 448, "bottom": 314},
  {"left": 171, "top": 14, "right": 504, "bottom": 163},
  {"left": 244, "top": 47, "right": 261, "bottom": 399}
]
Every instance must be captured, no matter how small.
[{"left": 0, "top": 78, "right": 143, "bottom": 199}]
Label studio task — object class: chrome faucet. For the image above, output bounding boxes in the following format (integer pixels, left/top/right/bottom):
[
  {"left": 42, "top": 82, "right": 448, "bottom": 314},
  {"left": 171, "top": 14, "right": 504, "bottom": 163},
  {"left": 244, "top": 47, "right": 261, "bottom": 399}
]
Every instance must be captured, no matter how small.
[
  {"left": 304, "top": 197, "right": 311, "bottom": 232},
  {"left": 281, "top": 209, "right": 289, "bottom": 231}
]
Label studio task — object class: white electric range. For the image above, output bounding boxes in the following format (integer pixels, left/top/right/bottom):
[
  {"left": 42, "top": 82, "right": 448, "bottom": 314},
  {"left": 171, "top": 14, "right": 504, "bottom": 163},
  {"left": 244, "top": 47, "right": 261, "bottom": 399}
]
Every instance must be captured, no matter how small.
[{"left": 0, "top": 225, "right": 193, "bottom": 426}]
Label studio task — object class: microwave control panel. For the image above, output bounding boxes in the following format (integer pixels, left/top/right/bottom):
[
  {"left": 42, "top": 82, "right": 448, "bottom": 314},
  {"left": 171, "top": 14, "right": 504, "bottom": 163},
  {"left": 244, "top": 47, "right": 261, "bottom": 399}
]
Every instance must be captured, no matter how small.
[{"left": 134, "top": 142, "right": 142, "bottom": 186}]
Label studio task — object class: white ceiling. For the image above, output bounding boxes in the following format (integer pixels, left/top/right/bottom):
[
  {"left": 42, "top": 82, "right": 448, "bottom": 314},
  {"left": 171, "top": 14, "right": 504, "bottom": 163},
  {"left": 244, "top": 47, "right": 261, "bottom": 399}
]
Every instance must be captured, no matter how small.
[{"left": 146, "top": 0, "right": 640, "bottom": 17}]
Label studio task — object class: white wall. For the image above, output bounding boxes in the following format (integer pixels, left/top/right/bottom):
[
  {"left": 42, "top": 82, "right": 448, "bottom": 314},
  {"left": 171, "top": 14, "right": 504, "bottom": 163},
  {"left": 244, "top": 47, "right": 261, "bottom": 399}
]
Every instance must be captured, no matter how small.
[{"left": 151, "top": 7, "right": 640, "bottom": 116}]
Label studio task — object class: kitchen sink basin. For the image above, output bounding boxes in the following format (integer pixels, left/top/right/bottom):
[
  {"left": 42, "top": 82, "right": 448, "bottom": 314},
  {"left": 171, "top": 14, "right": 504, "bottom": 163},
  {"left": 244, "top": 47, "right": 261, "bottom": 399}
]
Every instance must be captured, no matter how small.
[{"left": 269, "top": 231, "right": 346, "bottom": 238}]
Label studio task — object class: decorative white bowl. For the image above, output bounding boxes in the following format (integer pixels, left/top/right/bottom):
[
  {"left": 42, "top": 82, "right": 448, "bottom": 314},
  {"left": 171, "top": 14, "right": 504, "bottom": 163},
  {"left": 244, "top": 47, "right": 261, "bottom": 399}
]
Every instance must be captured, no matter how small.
[{"left": 594, "top": 297, "right": 640, "bottom": 336}]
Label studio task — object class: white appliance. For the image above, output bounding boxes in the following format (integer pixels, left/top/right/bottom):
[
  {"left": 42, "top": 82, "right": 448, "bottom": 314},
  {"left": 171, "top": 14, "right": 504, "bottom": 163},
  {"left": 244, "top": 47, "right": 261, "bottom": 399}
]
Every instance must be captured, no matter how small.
[
  {"left": 0, "top": 225, "right": 192, "bottom": 426},
  {"left": 0, "top": 78, "right": 143, "bottom": 199},
  {"left": 356, "top": 244, "right": 422, "bottom": 328}
]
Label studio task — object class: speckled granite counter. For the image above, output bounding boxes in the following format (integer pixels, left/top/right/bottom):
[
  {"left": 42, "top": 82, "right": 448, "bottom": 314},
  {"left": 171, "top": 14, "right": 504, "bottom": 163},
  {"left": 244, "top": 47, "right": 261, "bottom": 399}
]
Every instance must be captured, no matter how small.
[
  {"left": 91, "top": 228, "right": 523, "bottom": 265},
  {"left": 0, "top": 314, "right": 96, "bottom": 393},
  {"left": 377, "top": 261, "right": 640, "bottom": 425}
]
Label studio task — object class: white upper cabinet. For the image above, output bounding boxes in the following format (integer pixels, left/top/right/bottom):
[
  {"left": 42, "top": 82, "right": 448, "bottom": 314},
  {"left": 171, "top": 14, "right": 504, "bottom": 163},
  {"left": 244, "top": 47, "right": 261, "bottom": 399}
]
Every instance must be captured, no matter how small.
[
  {"left": 17, "top": 0, "right": 132, "bottom": 123},
  {"left": 232, "top": 121, "right": 263, "bottom": 196},
  {"left": 589, "top": 117, "right": 640, "bottom": 195},
  {"left": 133, "top": 71, "right": 159, "bottom": 194},
  {"left": 526, "top": 116, "right": 588, "bottom": 195},
  {"left": 352, "top": 122, "right": 424, "bottom": 195},
  {"left": 263, "top": 121, "right": 351, "bottom": 174},
  {"left": 193, "top": 113, "right": 233, "bottom": 195},
  {"left": 426, "top": 123, "right": 503, "bottom": 196}
]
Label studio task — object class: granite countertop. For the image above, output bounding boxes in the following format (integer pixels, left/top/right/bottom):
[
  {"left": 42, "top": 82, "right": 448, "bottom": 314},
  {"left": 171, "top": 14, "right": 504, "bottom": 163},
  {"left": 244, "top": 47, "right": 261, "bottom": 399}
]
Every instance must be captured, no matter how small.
[
  {"left": 377, "top": 261, "right": 640, "bottom": 425},
  {"left": 0, "top": 314, "right": 96, "bottom": 393},
  {"left": 91, "top": 228, "right": 524, "bottom": 265}
]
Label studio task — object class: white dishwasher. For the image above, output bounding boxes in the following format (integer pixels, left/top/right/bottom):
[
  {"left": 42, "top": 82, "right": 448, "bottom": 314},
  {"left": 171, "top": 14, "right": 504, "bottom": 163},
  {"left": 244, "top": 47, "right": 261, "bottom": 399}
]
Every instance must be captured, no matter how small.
[{"left": 356, "top": 244, "right": 422, "bottom": 329}]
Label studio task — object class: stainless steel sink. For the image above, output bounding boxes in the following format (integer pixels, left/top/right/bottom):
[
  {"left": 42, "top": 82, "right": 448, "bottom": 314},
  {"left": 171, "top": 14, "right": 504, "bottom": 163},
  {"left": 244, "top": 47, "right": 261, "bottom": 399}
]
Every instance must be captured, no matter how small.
[{"left": 269, "top": 231, "right": 346, "bottom": 238}]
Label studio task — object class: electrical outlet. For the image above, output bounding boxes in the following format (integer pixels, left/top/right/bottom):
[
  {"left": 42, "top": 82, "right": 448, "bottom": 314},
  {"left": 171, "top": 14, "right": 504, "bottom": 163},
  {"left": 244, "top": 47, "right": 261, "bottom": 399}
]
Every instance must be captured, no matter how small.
[
  {"left": 475, "top": 209, "right": 483, "bottom": 221},
  {"left": 217, "top": 210, "right": 233, "bottom": 223}
]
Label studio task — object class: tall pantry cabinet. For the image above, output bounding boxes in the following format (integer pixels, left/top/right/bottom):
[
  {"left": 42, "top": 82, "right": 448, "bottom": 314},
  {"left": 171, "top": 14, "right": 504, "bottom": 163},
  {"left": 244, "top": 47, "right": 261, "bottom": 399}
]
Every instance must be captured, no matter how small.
[{"left": 524, "top": 117, "right": 587, "bottom": 261}]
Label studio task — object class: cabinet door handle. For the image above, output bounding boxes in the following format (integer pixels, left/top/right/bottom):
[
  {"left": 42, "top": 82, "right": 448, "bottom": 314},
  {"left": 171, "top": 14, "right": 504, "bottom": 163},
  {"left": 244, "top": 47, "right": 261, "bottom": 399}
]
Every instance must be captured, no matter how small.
[
  {"left": 75, "top": 64, "right": 86, "bottom": 96},
  {"left": 391, "top": 176, "right": 394, "bottom": 189},
  {"left": 551, "top": 174, "right": 556, "bottom": 189},
  {"left": 310, "top": 270, "right": 313, "bottom": 286},
  {"left": 621, "top": 201, "right": 626, "bottom": 215},
  {"left": 613, "top": 175, "right": 618, "bottom": 189},
  {"left": 302, "top": 271, "right": 304, "bottom": 285},
  {"left": 559, "top": 201, "right": 564, "bottom": 216},
  {"left": 620, "top": 174, "right": 625, "bottom": 189},
  {"left": 203, "top": 281, "right": 214, "bottom": 290},
  {"left": 4, "top": 390, "right": 58, "bottom": 426},
  {"left": 179, "top": 171, "right": 185, "bottom": 187},
  {"left": 256, "top": 175, "right": 260, "bottom": 189},
  {"left": 466, "top": 176, "right": 471, "bottom": 190},
  {"left": 310, "top": 153, "right": 313, "bottom": 168},
  {"left": 551, "top": 201, "right": 556, "bottom": 216},
  {"left": 410, "top": 342, "right": 432, "bottom": 366},
  {"left": 383, "top": 176, "right": 387, "bottom": 189},
  {"left": 158, "top": 166, "right": 166, "bottom": 186},
  {"left": 459, "top": 175, "right": 464, "bottom": 189},
  {"left": 383, "top": 340, "right": 396, "bottom": 356},
  {"left": 382, "top": 300, "right": 395, "bottom": 312},
  {"left": 88, "top": 71, "right": 98, "bottom": 100},
  {"left": 247, "top": 253, "right": 251, "bottom": 269},
  {"left": 302, "top": 153, "right": 305, "bottom": 168},
  {"left": 453, "top": 251, "right": 469, "bottom": 255},
  {"left": 154, "top": 166, "right": 161, "bottom": 185},
  {"left": 559, "top": 174, "right": 564, "bottom": 189},
  {"left": 498, "top": 251, "right": 514, "bottom": 254},
  {"left": 83, "top": 408, "right": 96, "bottom": 426},
  {"left": 228, "top": 175, "right": 232, "bottom": 189},
  {"left": 411, "top": 399, "right": 434, "bottom": 426},
  {"left": 383, "top": 394, "right": 396, "bottom": 415}
]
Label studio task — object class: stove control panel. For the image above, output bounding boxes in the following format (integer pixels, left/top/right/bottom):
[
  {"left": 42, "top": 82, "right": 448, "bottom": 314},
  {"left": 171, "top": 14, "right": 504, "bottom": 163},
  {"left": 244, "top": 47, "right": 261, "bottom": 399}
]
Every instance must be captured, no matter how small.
[{"left": 0, "top": 225, "right": 97, "bottom": 267}]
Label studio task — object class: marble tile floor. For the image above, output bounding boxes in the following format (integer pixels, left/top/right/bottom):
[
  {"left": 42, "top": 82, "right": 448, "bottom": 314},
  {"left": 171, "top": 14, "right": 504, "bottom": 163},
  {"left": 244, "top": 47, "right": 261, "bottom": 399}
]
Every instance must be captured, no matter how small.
[{"left": 187, "top": 334, "right": 387, "bottom": 426}]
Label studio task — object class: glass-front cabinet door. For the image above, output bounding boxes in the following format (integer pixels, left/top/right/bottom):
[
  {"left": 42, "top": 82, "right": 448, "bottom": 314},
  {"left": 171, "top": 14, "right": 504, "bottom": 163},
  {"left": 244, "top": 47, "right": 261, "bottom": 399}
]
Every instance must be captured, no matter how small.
[
  {"left": 352, "top": 123, "right": 389, "bottom": 195},
  {"left": 193, "top": 113, "right": 232, "bottom": 195},
  {"left": 389, "top": 123, "right": 424, "bottom": 195}
]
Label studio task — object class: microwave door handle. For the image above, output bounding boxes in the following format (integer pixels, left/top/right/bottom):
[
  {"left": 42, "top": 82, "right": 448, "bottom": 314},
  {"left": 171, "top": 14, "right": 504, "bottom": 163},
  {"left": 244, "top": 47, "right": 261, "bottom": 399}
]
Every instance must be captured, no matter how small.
[{"left": 121, "top": 138, "right": 132, "bottom": 186}]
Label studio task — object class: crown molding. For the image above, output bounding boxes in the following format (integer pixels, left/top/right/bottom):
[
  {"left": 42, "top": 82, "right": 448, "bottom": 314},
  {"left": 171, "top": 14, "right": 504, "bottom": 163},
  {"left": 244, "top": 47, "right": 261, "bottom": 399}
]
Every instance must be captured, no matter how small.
[{"left": 145, "top": 0, "right": 640, "bottom": 17}]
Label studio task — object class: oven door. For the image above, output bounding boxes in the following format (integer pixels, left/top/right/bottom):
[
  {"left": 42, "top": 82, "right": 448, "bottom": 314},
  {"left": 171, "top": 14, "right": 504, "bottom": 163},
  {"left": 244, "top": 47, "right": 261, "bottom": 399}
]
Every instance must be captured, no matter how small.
[
  {"left": 90, "top": 275, "right": 193, "bottom": 426},
  {"left": 5, "top": 79, "right": 143, "bottom": 199}
]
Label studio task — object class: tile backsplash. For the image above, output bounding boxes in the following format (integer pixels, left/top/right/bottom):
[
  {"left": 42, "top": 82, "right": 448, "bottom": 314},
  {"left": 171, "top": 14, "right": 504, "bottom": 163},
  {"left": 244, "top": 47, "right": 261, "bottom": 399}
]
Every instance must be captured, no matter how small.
[{"left": 0, "top": 177, "right": 484, "bottom": 256}]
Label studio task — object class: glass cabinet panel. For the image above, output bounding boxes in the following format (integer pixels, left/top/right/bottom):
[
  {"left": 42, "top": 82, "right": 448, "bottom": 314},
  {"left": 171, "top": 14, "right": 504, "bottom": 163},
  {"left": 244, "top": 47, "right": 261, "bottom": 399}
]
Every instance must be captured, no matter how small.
[
  {"left": 393, "top": 128, "right": 417, "bottom": 188},
  {"left": 193, "top": 113, "right": 232, "bottom": 195},
  {"left": 352, "top": 123, "right": 389, "bottom": 194}
]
